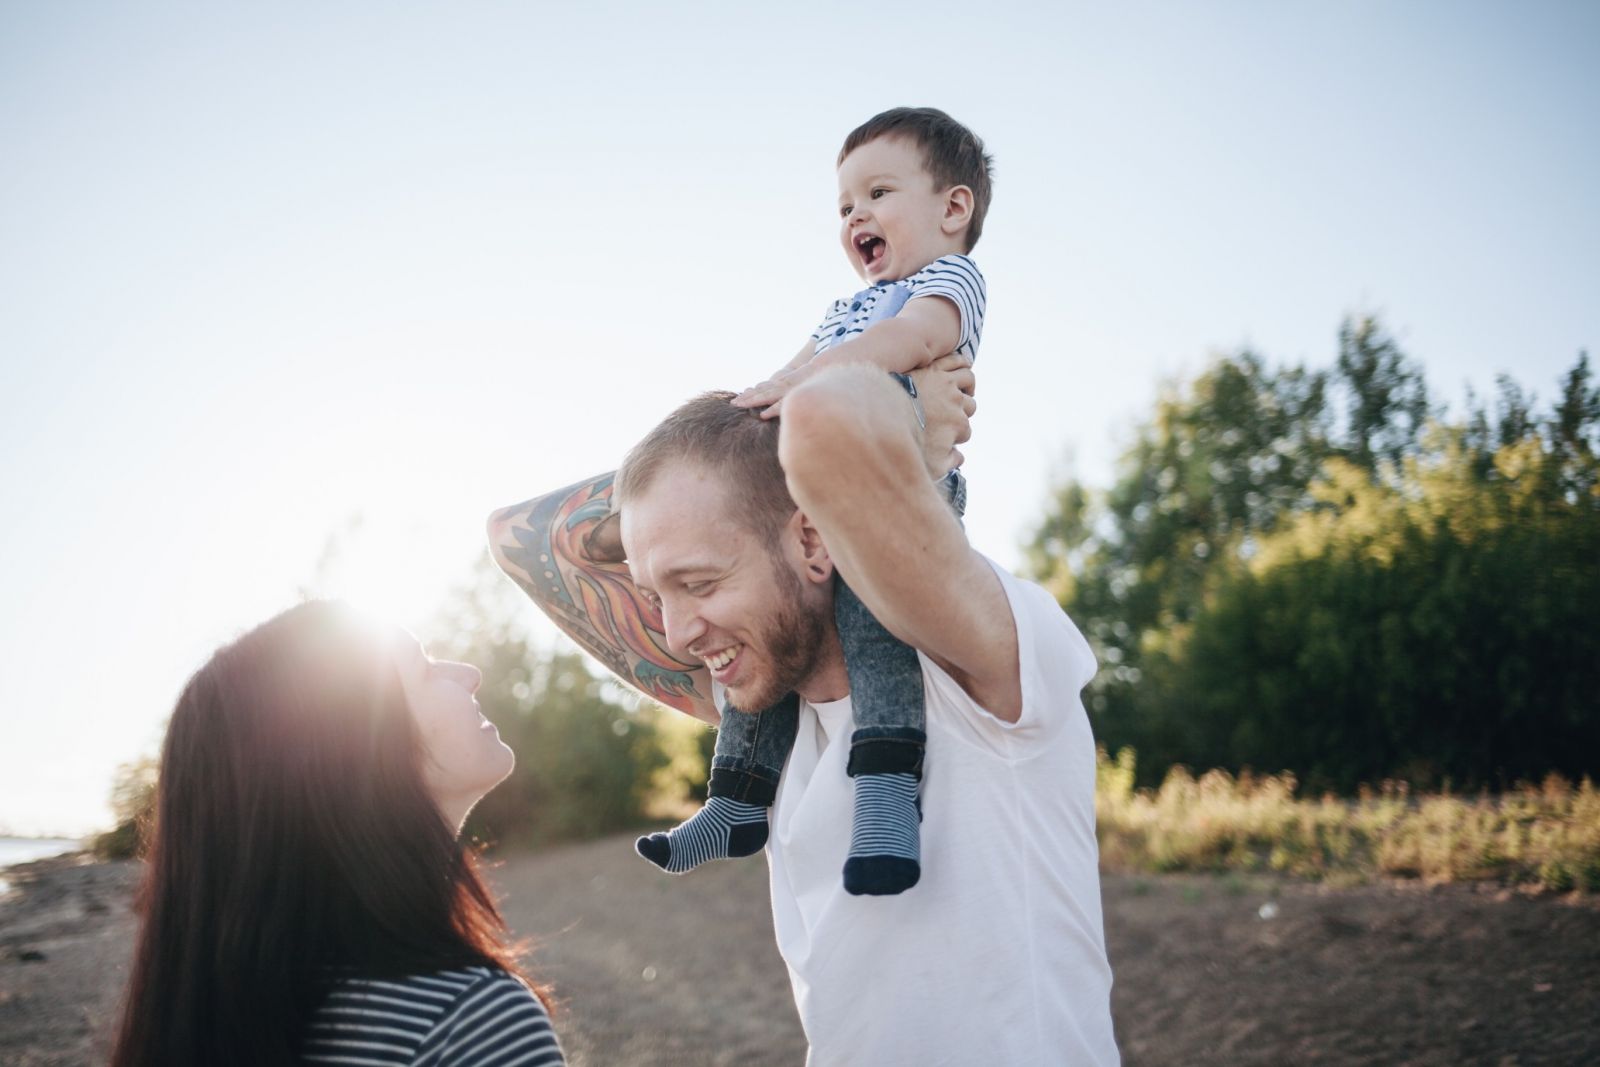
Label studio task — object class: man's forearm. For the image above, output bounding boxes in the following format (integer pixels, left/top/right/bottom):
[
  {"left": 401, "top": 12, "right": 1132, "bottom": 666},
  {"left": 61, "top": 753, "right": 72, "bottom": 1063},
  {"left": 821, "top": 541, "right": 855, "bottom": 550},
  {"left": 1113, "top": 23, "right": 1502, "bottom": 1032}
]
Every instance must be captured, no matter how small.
[
  {"left": 778, "top": 363, "right": 1020, "bottom": 719},
  {"left": 486, "top": 473, "right": 717, "bottom": 722}
]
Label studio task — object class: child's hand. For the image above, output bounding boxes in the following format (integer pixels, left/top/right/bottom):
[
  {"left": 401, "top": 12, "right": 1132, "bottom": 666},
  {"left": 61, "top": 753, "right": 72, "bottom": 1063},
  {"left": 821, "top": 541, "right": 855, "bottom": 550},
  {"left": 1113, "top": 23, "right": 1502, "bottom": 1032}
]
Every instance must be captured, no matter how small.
[{"left": 732, "top": 363, "right": 823, "bottom": 419}]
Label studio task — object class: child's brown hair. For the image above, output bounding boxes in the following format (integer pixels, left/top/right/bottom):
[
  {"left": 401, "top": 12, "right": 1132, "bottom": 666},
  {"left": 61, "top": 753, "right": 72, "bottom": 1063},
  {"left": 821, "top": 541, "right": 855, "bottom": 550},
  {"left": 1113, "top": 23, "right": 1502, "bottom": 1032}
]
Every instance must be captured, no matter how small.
[{"left": 838, "top": 107, "right": 994, "bottom": 251}]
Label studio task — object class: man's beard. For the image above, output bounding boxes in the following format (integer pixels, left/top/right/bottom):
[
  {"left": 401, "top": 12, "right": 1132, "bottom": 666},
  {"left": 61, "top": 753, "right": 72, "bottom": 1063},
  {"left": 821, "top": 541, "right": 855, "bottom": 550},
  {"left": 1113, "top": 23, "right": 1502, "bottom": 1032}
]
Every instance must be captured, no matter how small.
[{"left": 725, "top": 554, "right": 829, "bottom": 713}]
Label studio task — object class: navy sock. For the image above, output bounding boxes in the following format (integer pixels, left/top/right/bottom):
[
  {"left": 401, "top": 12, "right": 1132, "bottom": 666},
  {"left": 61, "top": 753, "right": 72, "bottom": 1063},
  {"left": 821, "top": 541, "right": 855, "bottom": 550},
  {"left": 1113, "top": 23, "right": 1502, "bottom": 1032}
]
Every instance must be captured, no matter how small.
[
  {"left": 842, "top": 772, "right": 921, "bottom": 896},
  {"left": 635, "top": 795, "right": 769, "bottom": 874}
]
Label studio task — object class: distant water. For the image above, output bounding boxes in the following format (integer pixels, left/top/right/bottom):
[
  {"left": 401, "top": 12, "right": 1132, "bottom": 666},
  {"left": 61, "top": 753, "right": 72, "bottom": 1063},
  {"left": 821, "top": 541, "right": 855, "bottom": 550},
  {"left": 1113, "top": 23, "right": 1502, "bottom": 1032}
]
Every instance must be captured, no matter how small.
[{"left": 0, "top": 836, "right": 82, "bottom": 868}]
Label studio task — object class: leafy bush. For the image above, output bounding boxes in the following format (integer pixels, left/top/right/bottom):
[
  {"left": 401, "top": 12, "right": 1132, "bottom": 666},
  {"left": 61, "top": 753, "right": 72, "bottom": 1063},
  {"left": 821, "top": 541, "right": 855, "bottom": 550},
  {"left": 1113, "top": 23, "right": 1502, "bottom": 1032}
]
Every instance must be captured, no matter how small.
[{"left": 93, "top": 756, "right": 157, "bottom": 860}]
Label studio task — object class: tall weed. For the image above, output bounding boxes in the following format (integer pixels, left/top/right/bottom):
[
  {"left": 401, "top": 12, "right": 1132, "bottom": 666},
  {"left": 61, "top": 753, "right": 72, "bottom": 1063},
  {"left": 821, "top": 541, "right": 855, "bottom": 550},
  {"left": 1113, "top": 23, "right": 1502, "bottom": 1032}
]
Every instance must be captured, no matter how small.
[{"left": 1096, "top": 748, "right": 1600, "bottom": 891}]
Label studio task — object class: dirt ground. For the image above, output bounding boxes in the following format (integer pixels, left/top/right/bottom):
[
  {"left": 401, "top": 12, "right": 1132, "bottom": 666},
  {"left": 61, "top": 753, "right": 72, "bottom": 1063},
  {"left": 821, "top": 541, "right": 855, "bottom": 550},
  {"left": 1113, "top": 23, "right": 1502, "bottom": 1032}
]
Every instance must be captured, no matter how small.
[{"left": 3, "top": 838, "right": 1597, "bottom": 1066}]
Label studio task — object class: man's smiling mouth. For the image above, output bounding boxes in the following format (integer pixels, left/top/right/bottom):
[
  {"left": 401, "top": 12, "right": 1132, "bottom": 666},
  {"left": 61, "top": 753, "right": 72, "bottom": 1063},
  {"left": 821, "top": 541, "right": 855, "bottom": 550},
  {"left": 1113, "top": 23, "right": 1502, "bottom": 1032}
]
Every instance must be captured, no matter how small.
[{"left": 703, "top": 645, "right": 741, "bottom": 671}]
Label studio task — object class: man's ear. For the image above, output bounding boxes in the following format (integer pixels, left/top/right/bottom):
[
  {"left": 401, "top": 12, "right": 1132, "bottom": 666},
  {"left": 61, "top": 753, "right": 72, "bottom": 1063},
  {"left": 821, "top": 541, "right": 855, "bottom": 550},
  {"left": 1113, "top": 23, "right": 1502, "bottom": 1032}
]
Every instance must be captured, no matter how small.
[
  {"left": 790, "top": 510, "right": 835, "bottom": 586},
  {"left": 940, "top": 185, "right": 974, "bottom": 239}
]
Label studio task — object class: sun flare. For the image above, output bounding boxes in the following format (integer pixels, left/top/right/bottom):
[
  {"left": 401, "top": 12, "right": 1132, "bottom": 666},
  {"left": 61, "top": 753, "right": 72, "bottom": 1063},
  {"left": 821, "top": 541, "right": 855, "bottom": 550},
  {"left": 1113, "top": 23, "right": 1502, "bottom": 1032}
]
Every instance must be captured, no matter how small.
[{"left": 304, "top": 512, "right": 480, "bottom": 630}]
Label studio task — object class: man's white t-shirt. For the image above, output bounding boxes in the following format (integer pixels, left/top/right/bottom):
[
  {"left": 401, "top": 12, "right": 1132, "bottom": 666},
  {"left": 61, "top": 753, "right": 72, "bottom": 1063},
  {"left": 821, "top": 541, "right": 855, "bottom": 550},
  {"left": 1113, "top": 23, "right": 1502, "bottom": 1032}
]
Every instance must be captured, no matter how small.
[{"left": 759, "top": 559, "right": 1120, "bottom": 1066}]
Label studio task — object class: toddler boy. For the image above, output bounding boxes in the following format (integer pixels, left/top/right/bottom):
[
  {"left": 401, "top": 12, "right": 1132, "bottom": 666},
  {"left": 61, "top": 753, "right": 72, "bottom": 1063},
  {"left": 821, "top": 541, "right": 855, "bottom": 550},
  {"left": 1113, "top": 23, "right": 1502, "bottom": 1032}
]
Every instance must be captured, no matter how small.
[{"left": 635, "top": 106, "right": 991, "bottom": 896}]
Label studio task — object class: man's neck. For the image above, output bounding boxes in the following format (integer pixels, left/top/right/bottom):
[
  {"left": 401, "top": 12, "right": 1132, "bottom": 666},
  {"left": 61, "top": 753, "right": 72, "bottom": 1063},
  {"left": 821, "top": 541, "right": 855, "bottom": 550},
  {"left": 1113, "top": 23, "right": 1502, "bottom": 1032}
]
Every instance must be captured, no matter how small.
[{"left": 795, "top": 629, "right": 850, "bottom": 704}]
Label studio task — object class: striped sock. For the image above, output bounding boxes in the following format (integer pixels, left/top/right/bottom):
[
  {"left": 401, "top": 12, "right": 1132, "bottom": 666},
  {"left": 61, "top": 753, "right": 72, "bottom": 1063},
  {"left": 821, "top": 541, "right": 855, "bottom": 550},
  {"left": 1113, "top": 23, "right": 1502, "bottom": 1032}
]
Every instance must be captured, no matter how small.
[
  {"left": 842, "top": 772, "right": 922, "bottom": 896},
  {"left": 634, "top": 795, "right": 769, "bottom": 874}
]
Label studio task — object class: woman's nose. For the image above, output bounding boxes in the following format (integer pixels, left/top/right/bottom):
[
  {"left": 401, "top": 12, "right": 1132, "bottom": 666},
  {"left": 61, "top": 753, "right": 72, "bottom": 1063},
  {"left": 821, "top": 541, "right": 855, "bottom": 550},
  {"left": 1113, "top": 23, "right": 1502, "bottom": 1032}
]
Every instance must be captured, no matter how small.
[{"left": 446, "top": 661, "right": 483, "bottom": 694}]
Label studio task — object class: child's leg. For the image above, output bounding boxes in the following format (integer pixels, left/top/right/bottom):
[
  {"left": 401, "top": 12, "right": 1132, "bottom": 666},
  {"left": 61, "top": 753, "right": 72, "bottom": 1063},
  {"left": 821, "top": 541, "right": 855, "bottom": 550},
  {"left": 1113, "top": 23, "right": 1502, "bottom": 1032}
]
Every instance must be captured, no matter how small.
[
  {"left": 635, "top": 693, "right": 799, "bottom": 874},
  {"left": 836, "top": 577, "right": 926, "bottom": 896}
]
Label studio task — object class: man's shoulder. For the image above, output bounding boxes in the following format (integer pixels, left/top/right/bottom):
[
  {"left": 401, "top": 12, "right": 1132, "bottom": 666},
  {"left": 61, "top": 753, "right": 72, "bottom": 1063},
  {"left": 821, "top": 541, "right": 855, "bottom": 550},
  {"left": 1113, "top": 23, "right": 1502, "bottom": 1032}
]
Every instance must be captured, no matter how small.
[
  {"left": 976, "top": 555, "right": 1057, "bottom": 623},
  {"left": 976, "top": 555, "right": 1097, "bottom": 685}
]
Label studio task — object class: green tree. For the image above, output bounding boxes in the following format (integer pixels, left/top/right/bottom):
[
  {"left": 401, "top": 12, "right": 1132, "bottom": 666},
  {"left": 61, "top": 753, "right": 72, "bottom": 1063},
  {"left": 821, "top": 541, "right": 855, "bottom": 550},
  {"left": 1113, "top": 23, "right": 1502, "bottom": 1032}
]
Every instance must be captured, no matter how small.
[
  {"left": 1030, "top": 318, "right": 1600, "bottom": 789},
  {"left": 1541, "top": 352, "right": 1599, "bottom": 504},
  {"left": 1028, "top": 343, "right": 1333, "bottom": 755},
  {"left": 1333, "top": 316, "right": 1430, "bottom": 476}
]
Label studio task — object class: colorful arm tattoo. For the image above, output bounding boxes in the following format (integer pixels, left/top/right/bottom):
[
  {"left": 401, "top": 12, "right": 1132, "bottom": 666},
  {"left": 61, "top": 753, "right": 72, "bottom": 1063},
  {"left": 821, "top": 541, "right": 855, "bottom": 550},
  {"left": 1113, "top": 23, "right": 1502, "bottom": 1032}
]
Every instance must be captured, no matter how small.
[{"left": 488, "top": 472, "right": 716, "bottom": 721}]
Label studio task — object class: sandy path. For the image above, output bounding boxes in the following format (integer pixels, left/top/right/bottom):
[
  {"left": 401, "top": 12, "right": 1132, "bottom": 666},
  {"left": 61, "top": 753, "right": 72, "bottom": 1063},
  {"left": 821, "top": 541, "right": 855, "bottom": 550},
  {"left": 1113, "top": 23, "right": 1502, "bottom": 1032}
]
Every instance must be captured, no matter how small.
[
  {"left": 3, "top": 838, "right": 1598, "bottom": 1065},
  {"left": 1100, "top": 873, "right": 1600, "bottom": 1066},
  {"left": 0, "top": 857, "right": 136, "bottom": 1067},
  {"left": 494, "top": 836, "right": 805, "bottom": 1065}
]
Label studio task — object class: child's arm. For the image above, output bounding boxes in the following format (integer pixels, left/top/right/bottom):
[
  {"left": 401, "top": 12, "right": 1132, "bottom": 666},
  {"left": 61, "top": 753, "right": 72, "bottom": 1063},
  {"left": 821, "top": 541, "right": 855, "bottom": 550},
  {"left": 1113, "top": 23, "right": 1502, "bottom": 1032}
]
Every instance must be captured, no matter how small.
[
  {"left": 735, "top": 297, "right": 961, "bottom": 414},
  {"left": 777, "top": 335, "right": 819, "bottom": 374},
  {"left": 738, "top": 336, "right": 821, "bottom": 403},
  {"left": 816, "top": 296, "right": 960, "bottom": 374}
]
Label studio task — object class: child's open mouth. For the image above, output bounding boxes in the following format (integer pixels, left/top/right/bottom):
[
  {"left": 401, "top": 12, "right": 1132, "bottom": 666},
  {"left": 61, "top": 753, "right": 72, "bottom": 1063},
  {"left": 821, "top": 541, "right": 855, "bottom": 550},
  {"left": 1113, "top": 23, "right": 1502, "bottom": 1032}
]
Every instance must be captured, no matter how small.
[{"left": 855, "top": 233, "right": 886, "bottom": 270}]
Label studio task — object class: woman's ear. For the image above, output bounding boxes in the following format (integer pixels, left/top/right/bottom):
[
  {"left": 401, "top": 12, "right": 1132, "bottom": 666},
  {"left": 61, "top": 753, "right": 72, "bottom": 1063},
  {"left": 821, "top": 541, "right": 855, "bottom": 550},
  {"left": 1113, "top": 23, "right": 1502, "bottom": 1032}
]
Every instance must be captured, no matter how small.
[
  {"left": 792, "top": 510, "right": 835, "bottom": 585},
  {"left": 941, "top": 185, "right": 975, "bottom": 239}
]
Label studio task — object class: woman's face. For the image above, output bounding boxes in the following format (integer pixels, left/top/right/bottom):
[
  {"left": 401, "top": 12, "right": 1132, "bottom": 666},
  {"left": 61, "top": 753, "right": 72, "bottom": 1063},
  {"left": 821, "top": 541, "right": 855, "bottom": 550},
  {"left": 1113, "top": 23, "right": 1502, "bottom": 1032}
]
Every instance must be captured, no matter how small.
[{"left": 392, "top": 632, "right": 514, "bottom": 829}]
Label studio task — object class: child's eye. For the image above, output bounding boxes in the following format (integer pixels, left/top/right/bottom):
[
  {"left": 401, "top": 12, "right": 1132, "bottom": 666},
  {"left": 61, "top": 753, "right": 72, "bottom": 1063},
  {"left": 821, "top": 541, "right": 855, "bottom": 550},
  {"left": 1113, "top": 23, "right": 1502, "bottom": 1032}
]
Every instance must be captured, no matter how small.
[
  {"left": 870, "top": 188, "right": 888, "bottom": 199},
  {"left": 840, "top": 204, "right": 853, "bottom": 218}
]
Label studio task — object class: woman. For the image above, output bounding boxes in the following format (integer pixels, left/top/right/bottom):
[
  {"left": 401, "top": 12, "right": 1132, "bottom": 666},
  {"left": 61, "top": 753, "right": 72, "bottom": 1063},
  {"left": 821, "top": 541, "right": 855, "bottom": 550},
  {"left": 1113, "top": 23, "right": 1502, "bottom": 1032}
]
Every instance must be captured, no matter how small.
[{"left": 111, "top": 600, "right": 564, "bottom": 1066}]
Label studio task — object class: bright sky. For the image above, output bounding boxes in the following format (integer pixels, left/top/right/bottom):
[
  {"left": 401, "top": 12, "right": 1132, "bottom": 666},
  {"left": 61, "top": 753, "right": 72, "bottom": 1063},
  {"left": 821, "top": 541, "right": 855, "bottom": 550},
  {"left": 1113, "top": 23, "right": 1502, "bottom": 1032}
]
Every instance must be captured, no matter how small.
[{"left": 2, "top": 2, "right": 1595, "bottom": 835}]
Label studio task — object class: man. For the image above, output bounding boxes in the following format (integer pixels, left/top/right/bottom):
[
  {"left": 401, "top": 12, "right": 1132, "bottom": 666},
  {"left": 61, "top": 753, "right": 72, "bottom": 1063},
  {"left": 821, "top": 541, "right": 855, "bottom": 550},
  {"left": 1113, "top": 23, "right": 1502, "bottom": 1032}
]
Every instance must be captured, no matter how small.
[{"left": 487, "top": 359, "right": 1119, "bottom": 1065}]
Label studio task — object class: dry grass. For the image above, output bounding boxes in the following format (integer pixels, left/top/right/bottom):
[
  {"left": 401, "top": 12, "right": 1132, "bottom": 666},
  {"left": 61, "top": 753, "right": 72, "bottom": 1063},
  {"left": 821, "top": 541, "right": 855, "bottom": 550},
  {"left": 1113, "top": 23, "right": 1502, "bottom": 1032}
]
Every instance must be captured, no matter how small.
[{"left": 1095, "top": 748, "right": 1600, "bottom": 891}]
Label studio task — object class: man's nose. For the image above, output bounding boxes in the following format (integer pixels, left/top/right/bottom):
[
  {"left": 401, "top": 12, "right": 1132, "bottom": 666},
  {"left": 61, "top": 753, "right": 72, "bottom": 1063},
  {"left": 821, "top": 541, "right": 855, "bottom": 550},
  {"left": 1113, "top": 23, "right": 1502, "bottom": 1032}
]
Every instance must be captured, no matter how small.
[{"left": 660, "top": 597, "right": 706, "bottom": 659}]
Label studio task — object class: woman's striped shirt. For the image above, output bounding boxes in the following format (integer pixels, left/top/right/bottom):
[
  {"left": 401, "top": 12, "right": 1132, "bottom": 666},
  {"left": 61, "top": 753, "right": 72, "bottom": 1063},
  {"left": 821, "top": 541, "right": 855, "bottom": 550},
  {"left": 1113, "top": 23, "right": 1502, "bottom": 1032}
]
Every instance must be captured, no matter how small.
[{"left": 301, "top": 965, "right": 564, "bottom": 1066}]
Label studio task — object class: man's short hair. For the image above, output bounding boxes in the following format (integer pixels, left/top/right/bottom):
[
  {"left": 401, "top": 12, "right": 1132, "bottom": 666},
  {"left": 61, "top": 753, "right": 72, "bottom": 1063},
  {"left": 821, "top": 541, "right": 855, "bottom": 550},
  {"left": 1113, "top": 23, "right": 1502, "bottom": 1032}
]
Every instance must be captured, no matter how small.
[
  {"left": 839, "top": 106, "right": 994, "bottom": 252},
  {"left": 615, "top": 391, "right": 796, "bottom": 542}
]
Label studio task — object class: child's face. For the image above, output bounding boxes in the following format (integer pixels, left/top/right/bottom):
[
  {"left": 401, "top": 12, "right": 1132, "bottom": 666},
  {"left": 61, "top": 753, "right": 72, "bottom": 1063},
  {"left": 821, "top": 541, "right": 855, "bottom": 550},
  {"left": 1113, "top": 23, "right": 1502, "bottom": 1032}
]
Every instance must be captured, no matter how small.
[{"left": 837, "top": 136, "right": 965, "bottom": 285}]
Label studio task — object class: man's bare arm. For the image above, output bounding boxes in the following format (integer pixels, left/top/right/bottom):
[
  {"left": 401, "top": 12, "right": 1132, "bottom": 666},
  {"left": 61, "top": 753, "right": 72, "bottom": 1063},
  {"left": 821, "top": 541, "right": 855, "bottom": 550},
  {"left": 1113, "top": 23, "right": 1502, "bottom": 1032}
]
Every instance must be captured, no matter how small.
[
  {"left": 779, "top": 362, "right": 1021, "bottom": 721},
  {"left": 486, "top": 473, "right": 719, "bottom": 724}
]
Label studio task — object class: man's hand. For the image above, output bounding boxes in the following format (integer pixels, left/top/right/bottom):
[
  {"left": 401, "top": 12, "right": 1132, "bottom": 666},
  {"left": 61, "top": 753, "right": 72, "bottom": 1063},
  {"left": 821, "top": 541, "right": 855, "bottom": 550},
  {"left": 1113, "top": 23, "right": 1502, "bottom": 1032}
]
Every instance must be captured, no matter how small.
[{"left": 910, "top": 352, "right": 977, "bottom": 479}]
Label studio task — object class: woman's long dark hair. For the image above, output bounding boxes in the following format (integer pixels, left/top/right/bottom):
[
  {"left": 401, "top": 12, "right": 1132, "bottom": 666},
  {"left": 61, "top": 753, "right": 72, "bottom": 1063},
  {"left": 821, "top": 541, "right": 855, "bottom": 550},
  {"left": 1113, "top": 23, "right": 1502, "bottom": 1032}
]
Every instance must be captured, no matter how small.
[{"left": 111, "top": 601, "right": 537, "bottom": 1066}]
